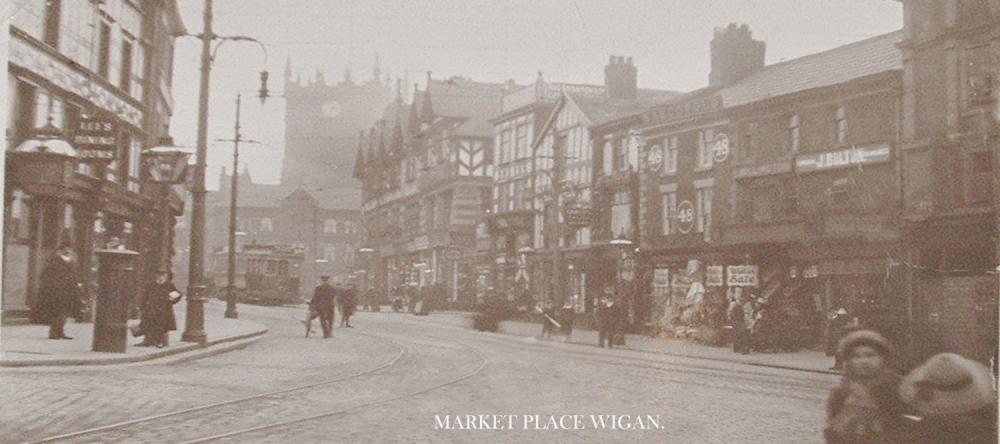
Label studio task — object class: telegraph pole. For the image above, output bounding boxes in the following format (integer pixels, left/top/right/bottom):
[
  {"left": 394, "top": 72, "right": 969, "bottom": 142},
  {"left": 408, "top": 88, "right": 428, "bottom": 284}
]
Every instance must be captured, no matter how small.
[
  {"left": 225, "top": 94, "right": 242, "bottom": 319},
  {"left": 551, "top": 135, "right": 566, "bottom": 306}
]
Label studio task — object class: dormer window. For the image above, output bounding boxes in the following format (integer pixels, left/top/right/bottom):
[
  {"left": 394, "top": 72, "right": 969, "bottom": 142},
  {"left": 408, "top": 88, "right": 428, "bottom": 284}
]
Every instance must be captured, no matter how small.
[{"left": 834, "top": 106, "right": 848, "bottom": 145}]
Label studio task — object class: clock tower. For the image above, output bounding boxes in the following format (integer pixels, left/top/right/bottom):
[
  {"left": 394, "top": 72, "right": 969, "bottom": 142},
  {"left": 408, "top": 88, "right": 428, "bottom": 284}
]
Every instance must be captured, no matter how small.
[{"left": 281, "top": 56, "right": 392, "bottom": 192}]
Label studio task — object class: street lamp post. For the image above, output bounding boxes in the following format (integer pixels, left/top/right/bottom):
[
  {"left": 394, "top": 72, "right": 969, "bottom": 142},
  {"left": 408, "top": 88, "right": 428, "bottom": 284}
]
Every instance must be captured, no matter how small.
[
  {"left": 224, "top": 93, "right": 243, "bottom": 319},
  {"left": 182, "top": 0, "right": 269, "bottom": 342}
]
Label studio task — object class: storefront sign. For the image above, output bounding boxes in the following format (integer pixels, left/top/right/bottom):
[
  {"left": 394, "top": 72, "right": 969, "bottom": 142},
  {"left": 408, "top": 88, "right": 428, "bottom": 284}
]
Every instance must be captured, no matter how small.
[
  {"left": 726, "top": 265, "right": 759, "bottom": 287},
  {"left": 643, "top": 94, "right": 723, "bottom": 124},
  {"left": 676, "top": 200, "right": 695, "bottom": 234},
  {"left": 803, "top": 265, "right": 819, "bottom": 279},
  {"left": 711, "top": 133, "right": 730, "bottom": 163},
  {"left": 73, "top": 116, "right": 117, "bottom": 160},
  {"left": 653, "top": 268, "right": 670, "bottom": 288},
  {"left": 795, "top": 143, "right": 891, "bottom": 173},
  {"left": 732, "top": 160, "right": 792, "bottom": 179},
  {"left": 563, "top": 204, "right": 591, "bottom": 228},
  {"left": 705, "top": 265, "right": 724, "bottom": 286}
]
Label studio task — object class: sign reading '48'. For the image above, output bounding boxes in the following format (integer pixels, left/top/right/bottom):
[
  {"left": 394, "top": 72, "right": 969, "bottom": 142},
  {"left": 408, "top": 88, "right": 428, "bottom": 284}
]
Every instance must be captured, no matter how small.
[{"left": 676, "top": 200, "right": 695, "bottom": 234}]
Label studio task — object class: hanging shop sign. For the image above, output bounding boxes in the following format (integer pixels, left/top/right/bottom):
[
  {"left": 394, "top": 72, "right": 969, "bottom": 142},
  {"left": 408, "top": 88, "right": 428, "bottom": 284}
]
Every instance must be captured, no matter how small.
[
  {"left": 676, "top": 200, "right": 695, "bottom": 234},
  {"left": 795, "top": 143, "right": 891, "bottom": 173},
  {"left": 711, "top": 133, "right": 730, "bottom": 163},
  {"left": 73, "top": 116, "right": 117, "bottom": 161},
  {"left": 705, "top": 265, "right": 724, "bottom": 286},
  {"left": 726, "top": 265, "right": 759, "bottom": 287}
]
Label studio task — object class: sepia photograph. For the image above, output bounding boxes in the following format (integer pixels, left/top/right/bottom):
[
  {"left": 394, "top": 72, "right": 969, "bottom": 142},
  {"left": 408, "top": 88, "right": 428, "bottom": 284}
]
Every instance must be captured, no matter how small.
[{"left": 1, "top": 0, "right": 998, "bottom": 442}]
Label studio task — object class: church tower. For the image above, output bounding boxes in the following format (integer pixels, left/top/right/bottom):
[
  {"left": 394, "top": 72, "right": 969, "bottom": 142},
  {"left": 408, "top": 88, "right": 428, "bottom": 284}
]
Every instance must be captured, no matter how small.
[{"left": 281, "top": 55, "right": 392, "bottom": 195}]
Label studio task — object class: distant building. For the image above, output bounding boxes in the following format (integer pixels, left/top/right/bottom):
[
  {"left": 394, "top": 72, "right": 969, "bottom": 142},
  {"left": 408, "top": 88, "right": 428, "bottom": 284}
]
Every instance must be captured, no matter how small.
[
  {"left": 5, "top": 0, "right": 186, "bottom": 321},
  {"left": 281, "top": 56, "right": 392, "bottom": 192},
  {"left": 357, "top": 75, "right": 505, "bottom": 305}
]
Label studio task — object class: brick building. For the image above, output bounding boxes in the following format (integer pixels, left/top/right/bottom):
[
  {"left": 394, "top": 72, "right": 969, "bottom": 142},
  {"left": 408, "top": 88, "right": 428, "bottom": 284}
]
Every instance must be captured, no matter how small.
[
  {"left": 5, "top": 0, "right": 186, "bottom": 321},
  {"left": 626, "top": 25, "right": 907, "bottom": 347},
  {"left": 896, "top": 0, "right": 998, "bottom": 361}
]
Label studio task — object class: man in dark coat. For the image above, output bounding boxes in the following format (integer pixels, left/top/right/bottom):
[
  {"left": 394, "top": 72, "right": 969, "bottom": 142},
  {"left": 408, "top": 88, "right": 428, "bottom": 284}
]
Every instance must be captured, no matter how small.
[
  {"left": 340, "top": 282, "right": 357, "bottom": 327},
  {"left": 138, "top": 270, "right": 182, "bottom": 348},
  {"left": 311, "top": 276, "right": 337, "bottom": 338},
  {"left": 38, "top": 242, "right": 83, "bottom": 340},
  {"left": 595, "top": 290, "right": 617, "bottom": 349}
]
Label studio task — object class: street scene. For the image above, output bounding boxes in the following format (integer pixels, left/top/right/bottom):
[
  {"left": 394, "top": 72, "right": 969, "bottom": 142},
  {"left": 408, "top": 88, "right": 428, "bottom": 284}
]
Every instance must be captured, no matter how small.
[{"left": 2, "top": 0, "right": 999, "bottom": 443}]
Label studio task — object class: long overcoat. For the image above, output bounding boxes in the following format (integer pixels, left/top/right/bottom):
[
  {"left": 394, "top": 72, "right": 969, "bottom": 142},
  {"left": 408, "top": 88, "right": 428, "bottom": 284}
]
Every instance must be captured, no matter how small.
[
  {"left": 141, "top": 281, "right": 181, "bottom": 336},
  {"left": 37, "top": 253, "right": 82, "bottom": 322}
]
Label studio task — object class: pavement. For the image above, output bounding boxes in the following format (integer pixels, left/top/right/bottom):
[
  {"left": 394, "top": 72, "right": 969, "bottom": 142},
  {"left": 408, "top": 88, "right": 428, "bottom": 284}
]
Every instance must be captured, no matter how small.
[
  {"left": 496, "top": 318, "right": 838, "bottom": 374},
  {"left": 0, "top": 299, "right": 268, "bottom": 367}
]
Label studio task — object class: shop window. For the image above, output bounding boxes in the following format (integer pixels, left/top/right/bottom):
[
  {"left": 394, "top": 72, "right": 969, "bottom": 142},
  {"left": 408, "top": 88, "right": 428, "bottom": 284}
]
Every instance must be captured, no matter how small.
[
  {"left": 611, "top": 191, "right": 631, "bottom": 238},
  {"left": 7, "top": 190, "right": 31, "bottom": 242}
]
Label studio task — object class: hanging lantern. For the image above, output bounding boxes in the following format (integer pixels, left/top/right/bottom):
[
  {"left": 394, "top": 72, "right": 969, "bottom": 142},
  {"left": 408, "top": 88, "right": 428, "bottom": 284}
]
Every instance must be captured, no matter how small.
[{"left": 142, "top": 136, "right": 191, "bottom": 184}]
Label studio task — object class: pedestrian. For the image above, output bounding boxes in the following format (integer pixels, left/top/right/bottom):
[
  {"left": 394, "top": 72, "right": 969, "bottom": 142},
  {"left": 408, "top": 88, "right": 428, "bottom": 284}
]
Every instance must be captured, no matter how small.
[
  {"left": 899, "top": 352, "right": 997, "bottom": 444},
  {"left": 138, "top": 269, "right": 182, "bottom": 348},
  {"left": 37, "top": 242, "right": 83, "bottom": 340},
  {"left": 596, "top": 289, "right": 617, "bottom": 349},
  {"left": 539, "top": 301, "right": 558, "bottom": 339},
  {"left": 340, "top": 282, "right": 357, "bottom": 327},
  {"left": 824, "top": 329, "right": 911, "bottom": 443},
  {"left": 559, "top": 302, "right": 575, "bottom": 341},
  {"left": 311, "top": 275, "right": 337, "bottom": 338},
  {"left": 826, "top": 307, "right": 850, "bottom": 369},
  {"left": 729, "top": 292, "right": 753, "bottom": 355}
]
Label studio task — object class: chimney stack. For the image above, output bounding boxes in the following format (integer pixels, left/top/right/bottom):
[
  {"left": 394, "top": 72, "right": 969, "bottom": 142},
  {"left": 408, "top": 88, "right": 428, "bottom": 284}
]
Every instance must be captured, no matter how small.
[
  {"left": 604, "top": 55, "right": 638, "bottom": 100},
  {"left": 709, "top": 23, "right": 766, "bottom": 86}
]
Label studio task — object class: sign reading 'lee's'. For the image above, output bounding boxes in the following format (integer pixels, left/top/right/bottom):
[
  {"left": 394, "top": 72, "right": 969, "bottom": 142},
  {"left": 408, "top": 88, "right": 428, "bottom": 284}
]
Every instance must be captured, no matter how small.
[
  {"left": 74, "top": 116, "right": 117, "bottom": 160},
  {"left": 726, "top": 265, "right": 759, "bottom": 287}
]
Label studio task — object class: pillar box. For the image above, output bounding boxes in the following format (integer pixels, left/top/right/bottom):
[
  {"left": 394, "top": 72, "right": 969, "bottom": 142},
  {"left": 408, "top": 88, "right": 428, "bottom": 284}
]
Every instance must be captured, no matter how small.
[{"left": 93, "top": 249, "right": 139, "bottom": 353}]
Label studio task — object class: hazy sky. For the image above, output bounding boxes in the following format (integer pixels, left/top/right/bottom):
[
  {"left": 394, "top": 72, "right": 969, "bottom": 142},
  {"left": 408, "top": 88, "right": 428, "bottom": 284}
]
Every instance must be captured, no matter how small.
[{"left": 169, "top": 0, "right": 903, "bottom": 189}]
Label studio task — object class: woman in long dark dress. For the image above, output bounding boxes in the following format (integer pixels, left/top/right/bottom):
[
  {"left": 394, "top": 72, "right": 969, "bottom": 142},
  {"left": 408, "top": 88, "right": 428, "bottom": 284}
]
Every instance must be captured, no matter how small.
[{"left": 140, "top": 270, "right": 182, "bottom": 348}]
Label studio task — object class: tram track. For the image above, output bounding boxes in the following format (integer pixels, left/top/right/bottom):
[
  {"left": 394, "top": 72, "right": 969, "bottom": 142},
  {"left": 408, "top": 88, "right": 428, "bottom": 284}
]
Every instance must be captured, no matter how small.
[{"left": 32, "top": 329, "right": 408, "bottom": 443}]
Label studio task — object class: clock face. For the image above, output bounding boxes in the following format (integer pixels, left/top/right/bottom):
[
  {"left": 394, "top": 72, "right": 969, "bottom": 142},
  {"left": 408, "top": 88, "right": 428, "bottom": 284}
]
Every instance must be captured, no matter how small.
[{"left": 321, "top": 100, "right": 342, "bottom": 118}]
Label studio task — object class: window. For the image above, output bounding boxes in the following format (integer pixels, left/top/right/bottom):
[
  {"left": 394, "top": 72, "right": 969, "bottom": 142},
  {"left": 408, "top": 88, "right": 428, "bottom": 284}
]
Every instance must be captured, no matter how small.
[
  {"left": 965, "top": 45, "right": 994, "bottom": 107},
  {"left": 610, "top": 191, "right": 631, "bottom": 239},
  {"left": 260, "top": 217, "right": 273, "bottom": 232},
  {"left": 741, "top": 123, "right": 757, "bottom": 161},
  {"left": 515, "top": 124, "right": 529, "bottom": 159},
  {"left": 323, "top": 244, "right": 336, "bottom": 261},
  {"left": 828, "top": 175, "right": 852, "bottom": 209},
  {"left": 43, "top": 0, "right": 61, "bottom": 47},
  {"left": 324, "top": 219, "right": 338, "bottom": 233},
  {"left": 662, "top": 191, "right": 676, "bottom": 235},
  {"left": 788, "top": 115, "right": 800, "bottom": 152},
  {"left": 500, "top": 128, "right": 512, "bottom": 164},
  {"left": 616, "top": 137, "right": 628, "bottom": 171},
  {"left": 120, "top": 37, "right": 134, "bottom": 92},
  {"left": 602, "top": 141, "right": 614, "bottom": 176},
  {"left": 97, "top": 21, "right": 112, "bottom": 79},
  {"left": 696, "top": 186, "right": 713, "bottom": 237},
  {"left": 128, "top": 138, "right": 141, "bottom": 192},
  {"left": 697, "top": 129, "right": 714, "bottom": 169},
  {"left": 834, "top": 106, "right": 848, "bottom": 145},
  {"left": 663, "top": 136, "right": 678, "bottom": 175}
]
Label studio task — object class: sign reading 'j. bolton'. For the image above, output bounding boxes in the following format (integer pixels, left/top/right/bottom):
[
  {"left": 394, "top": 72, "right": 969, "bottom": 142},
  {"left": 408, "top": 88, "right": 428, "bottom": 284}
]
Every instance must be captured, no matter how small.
[
  {"left": 795, "top": 143, "right": 891, "bottom": 173},
  {"left": 73, "top": 116, "right": 117, "bottom": 160}
]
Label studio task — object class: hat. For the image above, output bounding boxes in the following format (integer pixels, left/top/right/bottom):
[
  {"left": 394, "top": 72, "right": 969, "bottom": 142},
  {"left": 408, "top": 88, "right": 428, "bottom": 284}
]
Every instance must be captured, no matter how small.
[
  {"left": 899, "top": 353, "right": 997, "bottom": 415},
  {"left": 835, "top": 307, "right": 848, "bottom": 315},
  {"left": 320, "top": 275, "right": 331, "bottom": 280},
  {"left": 837, "top": 329, "right": 895, "bottom": 361}
]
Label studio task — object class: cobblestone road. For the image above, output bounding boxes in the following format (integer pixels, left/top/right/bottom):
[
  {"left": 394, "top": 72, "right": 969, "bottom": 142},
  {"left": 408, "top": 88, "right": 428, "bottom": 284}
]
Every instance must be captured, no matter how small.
[{"left": 1, "top": 305, "right": 839, "bottom": 443}]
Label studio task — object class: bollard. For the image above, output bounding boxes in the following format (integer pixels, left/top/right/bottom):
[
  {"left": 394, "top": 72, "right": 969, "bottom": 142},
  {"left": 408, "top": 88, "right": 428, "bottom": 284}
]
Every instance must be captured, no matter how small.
[{"left": 92, "top": 249, "right": 139, "bottom": 353}]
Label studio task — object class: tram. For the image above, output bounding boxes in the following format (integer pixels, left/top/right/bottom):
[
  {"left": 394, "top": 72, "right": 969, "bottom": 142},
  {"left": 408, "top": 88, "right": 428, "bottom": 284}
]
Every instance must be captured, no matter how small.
[{"left": 207, "top": 243, "right": 305, "bottom": 306}]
